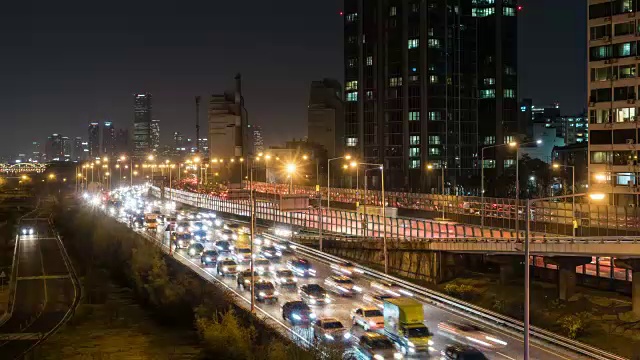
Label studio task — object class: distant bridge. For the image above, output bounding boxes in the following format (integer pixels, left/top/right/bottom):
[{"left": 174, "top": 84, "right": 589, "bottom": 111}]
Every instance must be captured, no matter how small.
[{"left": 0, "top": 163, "right": 46, "bottom": 174}]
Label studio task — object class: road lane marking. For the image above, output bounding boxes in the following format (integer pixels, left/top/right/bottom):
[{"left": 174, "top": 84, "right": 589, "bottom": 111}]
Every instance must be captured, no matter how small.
[
  {"left": 496, "top": 352, "right": 516, "bottom": 360},
  {"left": 0, "top": 333, "right": 43, "bottom": 340},
  {"left": 38, "top": 240, "right": 48, "bottom": 307}
]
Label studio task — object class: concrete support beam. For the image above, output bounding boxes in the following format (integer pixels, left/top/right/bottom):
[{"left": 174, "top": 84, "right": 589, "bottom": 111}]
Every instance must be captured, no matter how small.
[
  {"left": 485, "top": 255, "right": 520, "bottom": 285},
  {"left": 614, "top": 258, "right": 640, "bottom": 317},
  {"left": 546, "top": 257, "right": 591, "bottom": 301}
]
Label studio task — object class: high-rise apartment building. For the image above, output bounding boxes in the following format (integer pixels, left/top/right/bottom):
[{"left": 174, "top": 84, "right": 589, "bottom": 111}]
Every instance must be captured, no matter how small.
[
  {"left": 88, "top": 122, "right": 100, "bottom": 159},
  {"left": 308, "top": 79, "right": 344, "bottom": 158},
  {"left": 62, "top": 136, "right": 72, "bottom": 160},
  {"left": 115, "top": 128, "right": 129, "bottom": 155},
  {"left": 343, "top": 0, "right": 518, "bottom": 192},
  {"left": 252, "top": 125, "right": 264, "bottom": 154},
  {"left": 208, "top": 75, "right": 246, "bottom": 161},
  {"left": 102, "top": 121, "right": 115, "bottom": 156},
  {"left": 197, "top": 138, "right": 209, "bottom": 154},
  {"left": 133, "top": 93, "right": 152, "bottom": 157},
  {"left": 587, "top": 0, "right": 640, "bottom": 205},
  {"left": 151, "top": 119, "right": 160, "bottom": 152},
  {"left": 30, "top": 141, "right": 41, "bottom": 163},
  {"left": 73, "top": 137, "right": 84, "bottom": 161},
  {"left": 45, "top": 134, "right": 64, "bottom": 161}
]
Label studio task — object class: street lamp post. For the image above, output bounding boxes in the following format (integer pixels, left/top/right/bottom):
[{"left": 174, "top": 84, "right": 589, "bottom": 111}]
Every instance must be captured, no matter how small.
[
  {"left": 355, "top": 162, "right": 386, "bottom": 273},
  {"left": 515, "top": 140, "right": 542, "bottom": 241},
  {"left": 552, "top": 163, "right": 576, "bottom": 237},
  {"left": 427, "top": 163, "right": 447, "bottom": 220},
  {"left": 324, "top": 155, "right": 351, "bottom": 251},
  {"left": 481, "top": 142, "right": 517, "bottom": 230}
]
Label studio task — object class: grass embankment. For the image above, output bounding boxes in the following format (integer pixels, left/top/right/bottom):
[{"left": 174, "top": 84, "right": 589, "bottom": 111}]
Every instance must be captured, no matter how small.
[{"left": 49, "top": 202, "right": 338, "bottom": 360}]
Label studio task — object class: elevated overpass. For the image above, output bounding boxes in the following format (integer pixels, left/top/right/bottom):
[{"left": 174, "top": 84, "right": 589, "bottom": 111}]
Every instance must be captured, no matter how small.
[{"left": 247, "top": 181, "right": 640, "bottom": 237}]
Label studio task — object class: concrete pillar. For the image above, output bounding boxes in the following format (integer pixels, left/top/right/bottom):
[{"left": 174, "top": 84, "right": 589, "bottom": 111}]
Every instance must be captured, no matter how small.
[
  {"left": 546, "top": 257, "right": 591, "bottom": 301},
  {"left": 614, "top": 258, "right": 640, "bottom": 317},
  {"left": 485, "top": 255, "right": 519, "bottom": 285}
]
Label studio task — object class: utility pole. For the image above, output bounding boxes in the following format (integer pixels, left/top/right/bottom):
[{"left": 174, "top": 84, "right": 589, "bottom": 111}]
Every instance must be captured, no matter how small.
[{"left": 195, "top": 96, "right": 201, "bottom": 154}]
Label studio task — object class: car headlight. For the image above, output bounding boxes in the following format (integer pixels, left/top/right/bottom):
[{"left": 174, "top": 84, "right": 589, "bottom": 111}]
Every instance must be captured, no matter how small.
[
  {"left": 275, "top": 251, "right": 282, "bottom": 256},
  {"left": 232, "top": 234, "right": 238, "bottom": 240},
  {"left": 393, "top": 353, "right": 404, "bottom": 359},
  {"left": 353, "top": 286, "right": 363, "bottom": 292},
  {"left": 309, "top": 299, "right": 316, "bottom": 304},
  {"left": 369, "top": 320, "right": 377, "bottom": 327},
  {"left": 222, "top": 235, "right": 228, "bottom": 240},
  {"left": 292, "top": 278, "right": 297, "bottom": 282},
  {"left": 268, "top": 265, "right": 274, "bottom": 271},
  {"left": 21, "top": 229, "right": 26, "bottom": 235},
  {"left": 292, "top": 314, "right": 301, "bottom": 320},
  {"left": 258, "top": 291, "right": 266, "bottom": 297},
  {"left": 428, "top": 339, "right": 434, "bottom": 346},
  {"left": 202, "top": 225, "right": 208, "bottom": 230},
  {"left": 407, "top": 341, "right": 415, "bottom": 348},
  {"left": 324, "top": 334, "right": 334, "bottom": 341},
  {"left": 309, "top": 313, "right": 316, "bottom": 319},
  {"left": 205, "top": 257, "right": 212, "bottom": 262},
  {"left": 177, "top": 227, "right": 184, "bottom": 232},
  {"left": 223, "top": 267, "right": 228, "bottom": 271},
  {"left": 178, "top": 240, "right": 184, "bottom": 245},
  {"left": 343, "top": 332, "right": 351, "bottom": 339},
  {"left": 195, "top": 235, "right": 201, "bottom": 240},
  {"left": 374, "top": 355, "right": 384, "bottom": 360}
]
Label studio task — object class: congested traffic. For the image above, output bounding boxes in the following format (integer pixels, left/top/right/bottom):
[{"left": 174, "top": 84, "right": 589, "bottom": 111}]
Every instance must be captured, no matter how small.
[{"left": 81, "top": 186, "right": 560, "bottom": 360}]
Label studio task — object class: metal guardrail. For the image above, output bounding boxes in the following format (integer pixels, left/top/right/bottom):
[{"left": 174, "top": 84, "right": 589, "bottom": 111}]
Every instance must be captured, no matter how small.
[
  {"left": 293, "top": 234, "right": 640, "bottom": 245},
  {"left": 261, "top": 233, "right": 627, "bottom": 360}
]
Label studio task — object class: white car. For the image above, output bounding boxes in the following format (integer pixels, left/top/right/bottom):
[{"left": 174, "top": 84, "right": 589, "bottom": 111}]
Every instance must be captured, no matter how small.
[
  {"left": 362, "top": 293, "right": 396, "bottom": 309},
  {"left": 324, "top": 275, "right": 362, "bottom": 297},
  {"left": 331, "top": 262, "right": 364, "bottom": 277},
  {"left": 370, "top": 280, "right": 413, "bottom": 297},
  {"left": 351, "top": 306, "right": 385, "bottom": 331},
  {"left": 438, "top": 321, "right": 507, "bottom": 350},
  {"left": 272, "top": 269, "right": 297, "bottom": 287},
  {"left": 20, "top": 227, "right": 35, "bottom": 235},
  {"left": 313, "top": 317, "right": 351, "bottom": 342},
  {"left": 253, "top": 257, "right": 274, "bottom": 275}
]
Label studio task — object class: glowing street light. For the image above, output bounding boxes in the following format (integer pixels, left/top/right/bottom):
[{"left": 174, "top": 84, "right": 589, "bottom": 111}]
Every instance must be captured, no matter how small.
[
  {"left": 148, "top": 154, "right": 155, "bottom": 161},
  {"left": 589, "top": 192, "right": 606, "bottom": 201}
]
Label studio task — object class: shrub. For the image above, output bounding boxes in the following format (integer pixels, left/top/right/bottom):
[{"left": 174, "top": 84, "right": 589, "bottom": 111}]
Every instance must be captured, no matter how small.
[{"left": 557, "top": 312, "right": 593, "bottom": 339}]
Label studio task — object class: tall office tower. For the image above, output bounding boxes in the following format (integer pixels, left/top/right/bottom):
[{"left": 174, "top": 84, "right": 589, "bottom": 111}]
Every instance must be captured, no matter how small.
[
  {"left": 587, "top": 1, "right": 640, "bottom": 205},
  {"left": 198, "top": 138, "right": 209, "bottom": 154},
  {"left": 102, "top": 121, "right": 115, "bottom": 156},
  {"left": 133, "top": 93, "right": 152, "bottom": 157},
  {"left": 45, "top": 134, "right": 64, "bottom": 161},
  {"left": 173, "top": 131, "right": 184, "bottom": 149},
  {"left": 252, "top": 125, "right": 264, "bottom": 154},
  {"left": 62, "top": 136, "right": 72, "bottom": 160},
  {"left": 30, "top": 141, "right": 41, "bottom": 163},
  {"left": 73, "top": 137, "right": 84, "bottom": 161},
  {"left": 115, "top": 128, "right": 129, "bottom": 155},
  {"left": 308, "top": 79, "right": 344, "bottom": 158},
  {"left": 151, "top": 119, "right": 160, "bottom": 152},
  {"left": 343, "top": 0, "right": 518, "bottom": 192},
  {"left": 88, "top": 122, "right": 100, "bottom": 159},
  {"left": 208, "top": 75, "right": 246, "bottom": 161}
]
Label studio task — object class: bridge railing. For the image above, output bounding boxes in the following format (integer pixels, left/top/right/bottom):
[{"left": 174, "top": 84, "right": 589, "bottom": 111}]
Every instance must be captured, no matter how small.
[
  {"left": 245, "top": 181, "right": 640, "bottom": 234},
  {"left": 154, "top": 187, "right": 518, "bottom": 239}
]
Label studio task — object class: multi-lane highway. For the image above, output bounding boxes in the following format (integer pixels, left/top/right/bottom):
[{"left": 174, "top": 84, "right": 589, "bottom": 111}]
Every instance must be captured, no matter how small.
[
  {"left": 102, "top": 191, "right": 593, "bottom": 360},
  {"left": 0, "top": 202, "right": 79, "bottom": 359}
]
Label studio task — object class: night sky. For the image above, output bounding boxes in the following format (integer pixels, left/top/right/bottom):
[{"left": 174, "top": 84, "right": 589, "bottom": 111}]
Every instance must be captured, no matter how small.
[{"left": 0, "top": 0, "right": 584, "bottom": 157}]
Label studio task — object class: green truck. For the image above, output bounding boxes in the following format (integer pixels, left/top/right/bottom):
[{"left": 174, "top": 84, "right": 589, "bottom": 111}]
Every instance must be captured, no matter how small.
[{"left": 383, "top": 297, "right": 434, "bottom": 356}]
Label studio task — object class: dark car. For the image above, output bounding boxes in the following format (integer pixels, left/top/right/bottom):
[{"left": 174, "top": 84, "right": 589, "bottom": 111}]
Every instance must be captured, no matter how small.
[
  {"left": 132, "top": 216, "right": 145, "bottom": 228},
  {"left": 236, "top": 269, "right": 260, "bottom": 290},
  {"left": 441, "top": 345, "right": 487, "bottom": 360},
  {"left": 191, "top": 221, "right": 208, "bottom": 231},
  {"left": 282, "top": 301, "right": 316, "bottom": 325},
  {"left": 215, "top": 240, "right": 233, "bottom": 252},
  {"left": 299, "top": 284, "right": 331, "bottom": 305},
  {"left": 286, "top": 258, "right": 316, "bottom": 277},
  {"left": 174, "top": 233, "right": 193, "bottom": 249},
  {"left": 216, "top": 259, "right": 238, "bottom": 276},
  {"left": 351, "top": 332, "right": 401, "bottom": 360},
  {"left": 201, "top": 250, "right": 219, "bottom": 266},
  {"left": 192, "top": 229, "right": 209, "bottom": 242},
  {"left": 259, "top": 245, "right": 282, "bottom": 261},
  {"left": 273, "top": 241, "right": 293, "bottom": 254},
  {"left": 187, "top": 242, "right": 205, "bottom": 257},
  {"left": 253, "top": 280, "right": 278, "bottom": 303}
]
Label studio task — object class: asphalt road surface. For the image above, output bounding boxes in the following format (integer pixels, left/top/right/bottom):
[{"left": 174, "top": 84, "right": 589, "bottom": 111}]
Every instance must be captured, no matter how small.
[
  {"left": 109, "top": 202, "right": 589, "bottom": 360},
  {"left": 0, "top": 205, "right": 77, "bottom": 359}
]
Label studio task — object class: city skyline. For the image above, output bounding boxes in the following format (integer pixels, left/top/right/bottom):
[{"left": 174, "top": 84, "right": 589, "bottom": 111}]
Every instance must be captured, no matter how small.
[{"left": 0, "top": 0, "right": 585, "bottom": 158}]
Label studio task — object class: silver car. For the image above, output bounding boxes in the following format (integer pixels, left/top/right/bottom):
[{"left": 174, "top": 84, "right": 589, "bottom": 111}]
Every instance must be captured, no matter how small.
[{"left": 313, "top": 317, "right": 351, "bottom": 342}]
